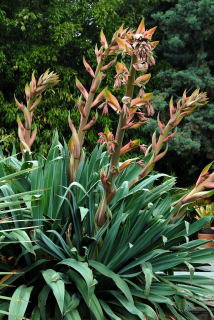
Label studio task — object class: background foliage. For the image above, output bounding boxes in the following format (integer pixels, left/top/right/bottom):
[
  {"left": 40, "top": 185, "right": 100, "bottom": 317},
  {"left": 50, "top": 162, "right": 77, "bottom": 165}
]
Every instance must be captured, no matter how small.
[{"left": 0, "top": 0, "right": 213, "bottom": 184}]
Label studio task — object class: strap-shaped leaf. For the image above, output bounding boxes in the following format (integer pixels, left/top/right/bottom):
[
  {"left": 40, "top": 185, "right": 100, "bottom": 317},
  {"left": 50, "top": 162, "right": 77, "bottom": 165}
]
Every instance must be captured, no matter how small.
[
  {"left": 89, "top": 260, "right": 133, "bottom": 303},
  {"left": 64, "top": 291, "right": 81, "bottom": 320},
  {"left": 109, "top": 291, "right": 146, "bottom": 320},
  {"left": 135, "top": 302, "right": 158, "bottom": 320},
  {"left": 59, "top": 259, "right": 96, "bottom": 292},
  {"left": 8, "top": 285, "right": 33, "bottom": 320},
  {"left": 67, "top": 270, "right": 105, "bottom": 320},
  {"left": 6, "top": 230, "right": 35, "bottom": 255},
  {"left": 38, "top": 285, "right": 50, "bottom": 320},
  {"left": 42, "top": 269, "right": 65, "bottom": 314},
  {"left": 141, "top": 262, "right": 153, "bottom": 296},
  {"left": 99, "top": 300, "right": 121, "bottom": 320},
  {"left": 31, "top": 307, "right": 40, "bottom": 320}
]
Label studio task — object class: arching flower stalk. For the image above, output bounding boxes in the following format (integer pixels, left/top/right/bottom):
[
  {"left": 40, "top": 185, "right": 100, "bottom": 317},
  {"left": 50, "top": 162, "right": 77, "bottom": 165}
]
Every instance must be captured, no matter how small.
[
  {"left": 130, "top": 89, "right": 208, "bottom": 186},
  {"left": 15, "top": 70, "right": 59, "bottom": 153},
  {"left": 68, "top": 30, "right": 121, "bottom": 181}
]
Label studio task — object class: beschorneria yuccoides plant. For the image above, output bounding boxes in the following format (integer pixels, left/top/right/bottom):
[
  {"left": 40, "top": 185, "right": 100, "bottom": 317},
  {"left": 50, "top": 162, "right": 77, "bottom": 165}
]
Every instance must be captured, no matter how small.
[{"left": 15, "top": 19, "right": 214, "bottom": 226}]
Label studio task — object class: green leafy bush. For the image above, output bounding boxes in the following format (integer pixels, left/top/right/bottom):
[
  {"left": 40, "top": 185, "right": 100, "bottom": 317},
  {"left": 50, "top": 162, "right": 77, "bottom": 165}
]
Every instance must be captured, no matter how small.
[{"left": 0, "top": 137, "right": 214, "bottom": 319}]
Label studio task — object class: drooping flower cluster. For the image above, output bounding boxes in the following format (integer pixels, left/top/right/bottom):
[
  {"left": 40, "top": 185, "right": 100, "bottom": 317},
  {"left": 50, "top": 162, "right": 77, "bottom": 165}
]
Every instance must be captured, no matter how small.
[
  {"left": 98, "top": 128, "right": 116, "bottom": 154},
  {"left": 131, "top": 37, "right": 157, "bottom": 71},
  {"left": 111, "top": 20, "right": 158, "bottom": 72},
  {"left": 95, "top": 19, "right": 158, "bottom": 81},
  {"left": 122, "top": 90, "right": 154, "bottom": 129},
  {"left": 114, "top": 62, "right": 129, "bottom": 90}
]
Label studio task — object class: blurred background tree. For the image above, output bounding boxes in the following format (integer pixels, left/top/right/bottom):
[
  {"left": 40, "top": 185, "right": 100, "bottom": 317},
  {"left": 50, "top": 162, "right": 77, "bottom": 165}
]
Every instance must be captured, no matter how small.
[
  {"left": 150, "top": 0, "right": 214, "bottom": 185},
  {"left": 0, "top": 0, "right": 213, "bottom": 185}
]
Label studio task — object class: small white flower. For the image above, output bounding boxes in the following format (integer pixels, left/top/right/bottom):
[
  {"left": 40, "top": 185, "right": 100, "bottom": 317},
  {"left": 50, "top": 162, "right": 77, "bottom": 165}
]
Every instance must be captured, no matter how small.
[
  {"left": 122, "top": 96, "right": 131, "bottom": 104},
  {"left": 134, "top": 33, "right": 143, "bottom": 40}
]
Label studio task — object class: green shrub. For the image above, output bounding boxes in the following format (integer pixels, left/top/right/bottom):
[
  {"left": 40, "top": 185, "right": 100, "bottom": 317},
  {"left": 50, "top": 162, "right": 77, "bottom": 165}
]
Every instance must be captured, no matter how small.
[{"left": 0, "top": 137, "right": 214, "bottom": 319}]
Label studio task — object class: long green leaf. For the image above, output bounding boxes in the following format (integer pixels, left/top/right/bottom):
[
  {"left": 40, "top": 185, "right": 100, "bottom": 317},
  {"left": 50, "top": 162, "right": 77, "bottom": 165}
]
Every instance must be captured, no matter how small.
[
  {"left": 8, "top": 285, "right": 33, "bottom": 320},
  {"left": 42, "top": 269, "right": 65, "bottom": 314},
  {"left": 5, "top": 230, "right": 35, "bottom": 255},
  {"left": 89, "top": 260, "right": 133, "bottom": 303},
  {"left": 59, "top": 258, "right": 96, "bottom": 293},
  {"left": 109, "top": 291, "right": 146, "bottom": 319},
  {"left": 38, "top": 285, "right": 50, "bottom": 320},
  {"left": 64, "top": 291, "right": 81, "bottom": 320},
  {"left": 141, "top": 262, "right": 153, "bottom": 296},
  {"left": 31, "top": 307, "right": 40, "bottom": 320},
  {"left": 67, "top": 270, "right": 105, "bottom": 320},
  {"left": 100, "top": 300, "right": 122, "bottom": 320}
]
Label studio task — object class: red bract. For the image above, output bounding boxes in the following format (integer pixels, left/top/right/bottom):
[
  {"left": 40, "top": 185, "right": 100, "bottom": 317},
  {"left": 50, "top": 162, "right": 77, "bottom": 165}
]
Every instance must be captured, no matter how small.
[{"left": 120, "top": 140, "right": 140, "bottom": 155}]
